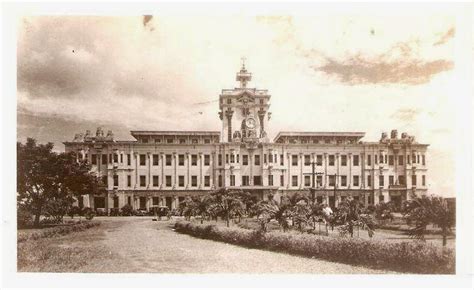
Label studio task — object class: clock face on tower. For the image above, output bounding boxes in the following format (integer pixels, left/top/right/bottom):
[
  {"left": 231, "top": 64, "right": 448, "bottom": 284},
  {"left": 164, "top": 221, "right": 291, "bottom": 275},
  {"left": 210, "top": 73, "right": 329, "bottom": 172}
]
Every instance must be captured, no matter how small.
[{"left": 245, "top": 117, "right": 256, "bottom": 129}]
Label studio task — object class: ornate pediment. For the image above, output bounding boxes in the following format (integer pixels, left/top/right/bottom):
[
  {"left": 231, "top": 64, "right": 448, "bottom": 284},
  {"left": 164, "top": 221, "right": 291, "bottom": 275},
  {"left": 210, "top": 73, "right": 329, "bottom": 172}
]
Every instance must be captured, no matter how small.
[{"left": 236, "top": 91, "right": 255, "bottom": 104}]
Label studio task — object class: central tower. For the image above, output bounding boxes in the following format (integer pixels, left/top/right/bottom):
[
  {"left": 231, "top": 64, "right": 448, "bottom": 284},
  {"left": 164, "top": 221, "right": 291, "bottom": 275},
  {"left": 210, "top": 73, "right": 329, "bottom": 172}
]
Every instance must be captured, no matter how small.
[{"left": 218, "top": 62, "right": 271, "bottom": 143}]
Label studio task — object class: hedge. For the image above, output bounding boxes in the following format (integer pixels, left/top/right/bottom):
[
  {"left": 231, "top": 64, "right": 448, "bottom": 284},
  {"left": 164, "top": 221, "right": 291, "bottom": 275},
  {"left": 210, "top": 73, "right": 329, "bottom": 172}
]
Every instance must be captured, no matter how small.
[
  {"left": 174, "top": 221, "right": 454, "bottom": 274},
  {"left": 17, "top": 221, "right": 101, "bottom": 243}
]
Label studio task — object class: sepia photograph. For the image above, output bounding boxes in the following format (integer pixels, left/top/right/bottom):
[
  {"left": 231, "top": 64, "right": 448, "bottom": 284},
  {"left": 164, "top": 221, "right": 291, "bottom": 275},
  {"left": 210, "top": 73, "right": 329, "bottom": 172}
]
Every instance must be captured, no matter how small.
[{"left": 2, "top": 1, "right": 473, "bottom": 289}]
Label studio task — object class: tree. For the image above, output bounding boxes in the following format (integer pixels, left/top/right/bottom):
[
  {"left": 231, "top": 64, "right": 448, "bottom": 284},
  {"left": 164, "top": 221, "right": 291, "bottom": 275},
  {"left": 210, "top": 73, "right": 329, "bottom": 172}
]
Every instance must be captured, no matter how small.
[
  {"left": 17, "top": 138, "right": 104, "bottom": 227},
  {"left": 403, "top": 195, "right": 455, "bottom": 246},
  {"left": 209, "top": 189, "right": 245, "bottom": 227},
  {"left": 336, "top": 197, "right": 375, "bottom": 238},
  {"left": 190, "top": 195, "right": 212, "bottom": 224}
]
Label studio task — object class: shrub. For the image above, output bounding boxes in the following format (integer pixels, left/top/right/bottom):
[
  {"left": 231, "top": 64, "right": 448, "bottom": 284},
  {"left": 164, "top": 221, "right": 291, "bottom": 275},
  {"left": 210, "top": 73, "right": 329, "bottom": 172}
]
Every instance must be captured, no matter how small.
[
  {"left": 121, "top": 204, "right": 133, "bottom": 216},
  {"left": 174, "top": 221, "right": 455, "bottom": 274},
  {"left": 17, "top": 205, "right": 33, "bottom": 229},
  {"left": 83, "top": 207, "right": 95, "bottom": 220},
  {"left": 68, "top": 206, "right": 82, "bottom": 219}
]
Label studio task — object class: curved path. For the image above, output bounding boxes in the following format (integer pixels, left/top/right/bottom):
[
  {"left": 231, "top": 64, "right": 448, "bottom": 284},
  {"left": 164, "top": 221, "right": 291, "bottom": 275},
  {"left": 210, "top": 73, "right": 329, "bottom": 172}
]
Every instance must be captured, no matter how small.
[{"left": 96, "top": 217, "right": 392, "bottom": 273}]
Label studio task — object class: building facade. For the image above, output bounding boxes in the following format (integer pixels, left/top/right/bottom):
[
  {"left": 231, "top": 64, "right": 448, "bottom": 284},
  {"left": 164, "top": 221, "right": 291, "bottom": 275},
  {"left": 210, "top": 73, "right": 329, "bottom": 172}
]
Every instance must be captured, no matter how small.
[{"left": 64, "top": 65, "right": 429, "bottom": 212}]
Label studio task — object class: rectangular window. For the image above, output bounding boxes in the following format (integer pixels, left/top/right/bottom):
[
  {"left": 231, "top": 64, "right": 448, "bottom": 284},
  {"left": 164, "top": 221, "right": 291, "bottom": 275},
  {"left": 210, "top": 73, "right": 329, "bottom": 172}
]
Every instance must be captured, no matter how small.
[
  {"left": 191, "top": 154, "right": 197, "bottom": 166},
  {"left": 304, "top": 155, "right": 310, "bottom": 166},
  {"left": 191, "top": 176, "right": 197, "bottom": 187},
  {"left": 127, "top": 175, "right": 131, "bottom": 187},
  {"left": 230, "top": 175, "right": 235, "bottom": 186},
  {"left": 91, "top": 154, "right": 97, "bottom": 165},
  {"left": 328, "top": 175, "right": 335, "bottom": 186},
  {"left": 230, "top": 154, "right": 235, "bottom": 163},
  {"left": 263, "top": 154, "right": 267, "bottom": 164},
  {"left": 127, "top": 154, "right": 131, "bottom": 166},
  {"left": 417, "top": 155, "right": 420, "bottom": 163},
  {"left": 316, "top": 175, "right": 323, "bottom": 187},
  {"left": 140, "top": 175, "right": 146, "bottom": 187},
  {"left": 243, "top": 155, "right": 249, "bottom": 165},
  {"left": 113, "top": 154, "right": 118, "bottom": 163},
  {"left": 367, "top": 175, "right": 372, "bottom": 187},
  {"left": 226, "top": 154, "right": 229, "bottom": 164},
  {"left": 166, "top": 175, "right": 172, "bottom": 187},
  {"left": 399, "top": 175, "right": 405, "bottom": 186},
  {"left": 254, "top": 154, "right": 261, "bottom": 166},
  {"left": 341, "top": 175, "right": 347, "bottom": 187},
  {"left": 380, "top": 154, "right": 384, "bottom": 164},
  {"left": 165, "top": 154, "right": 172, "bottom": 166},
  {"left": 269, "top": 154, "right": 274, "bottom": 163},
  {"left": 113, "top": 175, "right": 119, "bottom": 187},
  {"left": 385, "top": 155, "right": 388, "bottom": 164},
  {"left": 204, "top": 154, "right": 210, "bottom": 166},
  {"left": 192, "top": 139, "right": 198, "bottom": 144},
  {"left": 367, "top": 155, "right": 372, "bottom": 166},
  {"left": 292, "top": 154, "right": 298, "bottom": 166},
  {"left": 398, "top": 155, "right": 404, "bottom": 166},
  {"left": 379, "top": 175, "right": 384, "bottom": 187},
  {"left": 422, "top": 175, "right": 426, "bottom": 186},
  {"left": 127, "top": 196, "right": 131, "bottom": 205},
  {"left": 379, "top": 195, "right": 385, "bottom": 202},
  {"left": 218, "top": 154, "right": 222, "bottom": 166},
  {"left": 341, "top": 155, "right": 347, "bottom": 166},
  {"left": 316, "top": 155, "right": 323, "bottom": 166},
  {"left": 204, "top": 139, "right": 211, "bottom": 144},
  {"left": 389, "top": 175, "right": 394, "bottom": 185},
  {"left": 218, "top": 175, "right": 223, "bottom": 187},
  {"left": 375, "top": 154, "right": 378, "bottom": 164},
  {"left": 353, "top": 175, "right": 360, "bottom": 187},
  {"left": 280, "top": 175, "right": 284, "bottom": 186},
  {"left": 412, "top": 154, "right": 416, "bottom": 164},
  {"left": 166, "top": 138, "right": 173, "bottom": 144},
  {"left": 253, "top": 176, "right": 262, "bottom": 186},
  {"left": 237, "top": 154, "right": 240, "bottom": 163},
  {"left": 102, "top": 175, "right": 107, "bottom": 187},
  {"left": 242, "top": 176, "right": 249, "bottom": 186},
  {"left": 407, "top": 155, "right": 411, "bottom": 164},
  {"left": 412, "top": 175, "right": 417, "bottom": 186},
  {"left": 113, "top": 196, "right": 119, "bottom": 208},
  {"left": 120, "top": 153, "right": 123, "bottom": 163},
  {"left": 178, "top": 175, "right": 184, "bottom": 187},
  {"left": 178, "top": 154, "right": 184, "bottom": 166},
  {"left": 304, "top": 175, "right": 311, "bottom": 187},
  {"left": 179, "top": 138, "right": 186, "bottom": 144},
  {"left": 280, "top": 154, "right": 284, "bottom": 166},
  {"left": 153, "top": 175, "right": 159, "bottom": 187},
  {"left": 153, "top": 154, "right": 159, "bottom": 166},
  {"left": 422, "top": 155, "right": 426, "bottom": 165},
  {"left": 353, "top": 155, "right": 360, "bottom": 166},
  {"left": 268, "top": 175, "right": 273, "bottom": 186},
  {"left": 102, "top": 154, "right": 107, "bottom": 165},
  {"left": 204, "top": 176, "right": 210, "bottom": 187},
  {"left": 328, "top": 155, "right": 335, "bottom": 166},
  {"left": 139, "top": 154, "right": 146, "bottom": 166},
  {"left": 292, "top": 175, "right": 298, "bottom": 187},
  {"left": 153, "top": 197, "right": 159, "bottom": 206}
]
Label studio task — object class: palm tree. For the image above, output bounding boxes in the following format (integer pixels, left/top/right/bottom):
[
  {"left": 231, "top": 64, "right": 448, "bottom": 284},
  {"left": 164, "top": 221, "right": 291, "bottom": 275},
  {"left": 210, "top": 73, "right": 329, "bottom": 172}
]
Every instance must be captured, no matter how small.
[
  {"left": 210, "top": 188, "right": 245, "bottom": 227},
  {"left": 336, "top": 197, "right": 375, "bottom": 237},
  {"left": 403, "top": 195, "right": 454, "bottom": 246},
  {"left": 191, "top": 195, "right": 212, "bottom": 224}
]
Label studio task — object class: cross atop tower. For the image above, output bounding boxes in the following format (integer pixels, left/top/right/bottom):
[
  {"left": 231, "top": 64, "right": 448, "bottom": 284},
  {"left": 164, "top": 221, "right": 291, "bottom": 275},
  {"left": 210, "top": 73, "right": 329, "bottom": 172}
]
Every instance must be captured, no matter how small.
[{"left": 236, "top": 58, "right": 252, "bottom": 88}]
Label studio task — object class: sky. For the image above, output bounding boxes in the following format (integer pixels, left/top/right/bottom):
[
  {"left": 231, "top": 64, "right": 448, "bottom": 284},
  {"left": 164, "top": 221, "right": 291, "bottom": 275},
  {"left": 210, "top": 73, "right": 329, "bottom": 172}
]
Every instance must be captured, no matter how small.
[{"left": 17, "top": 12, "right": 459, "bottom": 197}]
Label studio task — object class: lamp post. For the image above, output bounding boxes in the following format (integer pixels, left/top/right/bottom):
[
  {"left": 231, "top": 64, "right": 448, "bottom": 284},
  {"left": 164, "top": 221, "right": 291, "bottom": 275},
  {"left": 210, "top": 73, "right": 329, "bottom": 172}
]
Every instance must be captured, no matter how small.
[{"left": 303, "top": 161, "right": 323, "bottom": 205}]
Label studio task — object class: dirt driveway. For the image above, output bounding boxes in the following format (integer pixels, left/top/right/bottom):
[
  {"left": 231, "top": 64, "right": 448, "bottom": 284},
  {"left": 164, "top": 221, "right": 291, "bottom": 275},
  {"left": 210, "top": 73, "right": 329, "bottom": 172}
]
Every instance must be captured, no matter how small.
[{"left": 96, "top": 217, "right": 392, "bottom": 273}]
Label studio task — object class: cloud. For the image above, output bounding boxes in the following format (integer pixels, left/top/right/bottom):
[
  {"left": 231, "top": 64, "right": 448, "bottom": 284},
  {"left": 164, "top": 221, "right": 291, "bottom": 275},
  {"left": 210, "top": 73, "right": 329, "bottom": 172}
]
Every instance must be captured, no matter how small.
[
  {"left": 390, "top": 108, "right": 421, "bottom": 122},
  {"left": 433, "top": 27, "right": 455, "bottom": 46},
  {"left": 313, "top": 44, "right": 453, "bottom": 85}
]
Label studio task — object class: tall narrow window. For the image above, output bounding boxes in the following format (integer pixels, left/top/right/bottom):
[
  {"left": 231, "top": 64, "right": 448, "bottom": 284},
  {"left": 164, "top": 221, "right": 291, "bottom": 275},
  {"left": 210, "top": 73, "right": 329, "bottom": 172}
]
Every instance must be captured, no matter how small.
[
  {"left": 127, "top": 175, "right": 131, "bottom": 187},
  {"left": 304, "top": 155, "right": 310, "bottom": 166},
  {"left": 280, "top": 154, "right": 284, "bottom": 166},
  {"left": 292, "top": 154, "right": 298, "bottom": 166},
  {"left": 367, "top": 175, "right": 372, "bottom": 187},
  {"left": 316, "top": 155, "right": 323, "bottom": 166},
  {"left": 102, "top": 154, "right": 107, "bottom": 165},
  {"left": 292, "top": 175, "right": 298, "bottom": 187},
  {"left": 127, "top": 154, "right": 131, "bottom": 166},
  {"left": 304, "top": 175, "right": 311, "bottom": 187},
  {"left": 230, "top": 175, "right": 235, "bottom": 186},
  {"left": 153, "top": 175, "right": 159, "bottom": 187},
  {"left": 91, "top": 154, "right": 97, "bottom": 165},
  {"left": 178, "top": 176, "right": 184, "bottom": 187},
  {"left": 341, "top": 155, "right": 347, "bottom": 166},
  {"left": 153, "top": 154, "right": 159, "bottom": 166},
  {"left": 379, "top": 175, "right": 384, "bottom": 187},
  {"left": 353, "top": 155, "right": 360, "bottom": 166},
  {"left": 191, "top": 176, "right": 197, "bottom": 187},
  {"left": 353, "top": 175, "right": 360, "bottom": 187},
  {"left": 412, "top": 175, "right": 417, "bottom": 186},
  {"left": 422, "top": 175, "right": 426, "bottom": 186},
  {"left": 204, "top": 176, "right": 210, "bottom": 187},
  {"left": 268, "top": 175, "right": 273, "bottom": 186},
  {"left": 367, "top": 155, "right": 372, "bottom": 166},
  {"left": 280, "top": 175, "right": 284, "bottom": 186},
  {"left": 140, "top": 175, "right": 146, "bottom": 187},
  {"left": 254, "top": 154, "right": 261, "bottom": 166},
  {"left": 204, "top": 154, "right": 210, "bottom": 166},
  {"left": 398, "top": 155, "right": 404, "bottom": 166},
  {"left": 191, "top": 154, "right": 197, "bottom": 166},
  {"left": 113, "top": 175, "right": 119, "bottom": 187},
  {"left": 140, "top": 154, "right": 146, "bottom": 166},
  {"left": 218, "top": 154, "right": 222, "bottom": 166},
  {"left": 166, "top": 175, "right": 172, "bottom": 187},
  {"left": 340, "top": 175, "right": 347, "bottom": 187},
  {"left": 178, "top": 154, "right": 185, "bottom": 166},
  {"left": 329, "top": 155, "right": 335, "bottom": 166}
]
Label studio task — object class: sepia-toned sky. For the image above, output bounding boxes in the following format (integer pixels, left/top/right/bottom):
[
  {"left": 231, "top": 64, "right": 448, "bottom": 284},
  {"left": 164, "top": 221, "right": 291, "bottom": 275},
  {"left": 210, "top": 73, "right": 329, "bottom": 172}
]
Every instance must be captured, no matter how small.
[{"left": 17, "top": 13, "right": 458, "bottom": 196}]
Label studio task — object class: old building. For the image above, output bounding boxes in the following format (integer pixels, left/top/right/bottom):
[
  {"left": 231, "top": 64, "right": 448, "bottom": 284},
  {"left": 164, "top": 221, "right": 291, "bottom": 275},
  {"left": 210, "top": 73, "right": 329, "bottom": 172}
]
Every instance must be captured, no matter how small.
[{"left": 64, "top": 64, "right": 429, "bottom": 212}]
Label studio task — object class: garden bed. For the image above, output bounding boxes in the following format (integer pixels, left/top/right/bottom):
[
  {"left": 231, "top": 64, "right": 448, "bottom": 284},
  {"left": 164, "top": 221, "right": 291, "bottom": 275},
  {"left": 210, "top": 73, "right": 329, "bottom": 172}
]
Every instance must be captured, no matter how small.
[{"left": 174, "top": 221, "right": 455, "bottom": 274}]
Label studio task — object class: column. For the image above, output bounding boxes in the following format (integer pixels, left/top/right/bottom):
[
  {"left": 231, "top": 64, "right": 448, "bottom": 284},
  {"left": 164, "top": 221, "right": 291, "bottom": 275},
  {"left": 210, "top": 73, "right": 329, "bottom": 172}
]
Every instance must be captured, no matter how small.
[
  {"left": 299, "top": 153, "right": 303, "bottom": 189},
  {"left": 336, "top": 153, "right": 340, "bottom": 187},
  {"left": 211, "top": 151, "right": 215, "bottom": 189},
  {"left": 173, "top": 152, "right": 177, "bottom": 189},
  {"left": 225, "top": 110, "right": 234, "bottom": 142},
  {"left": 147, "top": 152, "right": 151, "bottom": 189},
  {"left": 186, "top": 152, "right": 190, "bottom": 189},
  {"left": 160, "top": 153, "right": 164, "bottom": 189},
  {"left": 323, "top": 153, "right": 328, "bottom": 188},
  {"left": 199, "top": 153, "right": 203, "bottom": 189},
  {"left": 249, "top": 152, "right": 254, "bottom": 186},
  {"left": 258, "top": 109, "right": 266, "bottom": 137},
  {"left": 286, "top": 152, "right": 291, "bottom": 189},
  {"left": 348, "top": 153, "right": 352, "bottom": 189},
  {"left": 134, "top": 152, "right": 138, "bottom": 188}
]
